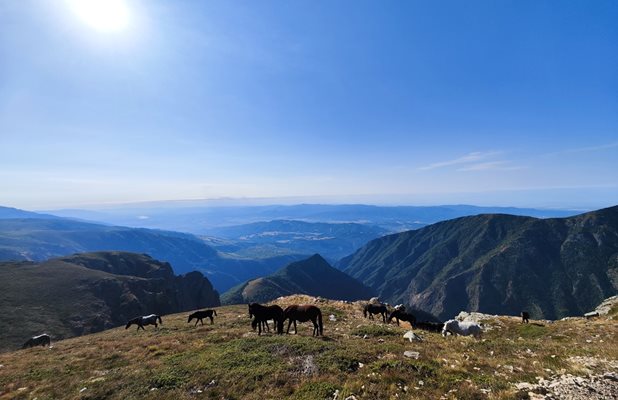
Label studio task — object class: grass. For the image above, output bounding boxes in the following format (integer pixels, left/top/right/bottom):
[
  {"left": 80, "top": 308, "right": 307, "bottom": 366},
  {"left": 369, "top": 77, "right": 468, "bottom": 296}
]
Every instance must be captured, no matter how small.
[{"left": 1, "top": 294, "right": 617, "bottom": 399}]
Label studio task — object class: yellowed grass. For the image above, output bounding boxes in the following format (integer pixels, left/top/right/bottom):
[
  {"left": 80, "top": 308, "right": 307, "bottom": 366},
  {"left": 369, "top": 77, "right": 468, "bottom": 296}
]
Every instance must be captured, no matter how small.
[{"left": 1, "top": 295, "right": 616, "bottom": 400}]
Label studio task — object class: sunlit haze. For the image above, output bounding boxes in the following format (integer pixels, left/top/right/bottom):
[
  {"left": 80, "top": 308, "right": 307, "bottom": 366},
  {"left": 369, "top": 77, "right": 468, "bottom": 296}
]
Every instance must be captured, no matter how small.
[{"left": 0, "top": 1, "right": 616, "bottom": 210}]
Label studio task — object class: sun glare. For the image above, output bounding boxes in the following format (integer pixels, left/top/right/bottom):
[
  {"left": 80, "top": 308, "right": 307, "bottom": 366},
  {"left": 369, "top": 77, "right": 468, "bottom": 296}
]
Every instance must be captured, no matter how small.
[{"left": 67, "top": 0, "right": 130, "bottom": 33}]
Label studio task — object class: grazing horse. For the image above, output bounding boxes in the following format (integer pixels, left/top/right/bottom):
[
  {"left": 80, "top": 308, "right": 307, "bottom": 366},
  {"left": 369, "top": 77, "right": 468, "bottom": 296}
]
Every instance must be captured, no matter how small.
[
  {"left": 388, "top": 309, "right": 417, "bottom": 328},
  {"left": 442, "top": 319, "right": 482, "bottom": 339},
  {"left": 188, "top": 309, "right": 217, "bottom": 326},
  {"left": 22, "top": 334, "right": 51, "bottom": 349},
  {"left": 125, "top": 314, "right": 162, "bottom": 331},
  {"left": 248, "top": 303, "right": 284, "bottom": 335},
  {"left": 414, "top": 321, "right": 444, "bottom": 333},
  {"left": 521, "top": 311, "right": 530, "bottom": 324},
  {"left": 363, "top": 303, "right": 388, "bottom": 322},
  {"left": 283, "top": 305, "right": 323, "bottom": 336}
]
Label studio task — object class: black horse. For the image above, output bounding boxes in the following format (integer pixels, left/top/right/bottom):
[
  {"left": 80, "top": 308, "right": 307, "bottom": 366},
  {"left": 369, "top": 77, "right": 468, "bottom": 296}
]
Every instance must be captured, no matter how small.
[
  {"left": 248, "top": 303, "right": 284, "bottom": 335},
  {"left": 414, "top": 321, "right": 444, "bottom": 333},
  {"left": 188, "top": 309, "right": 217, "bottom": 326},
  {"left": 363, "top": 303, "right": 388, "bottom": 322},
  {"left": 22, "top": 334, "right": 51, "bottom": 349},
  {"left": 521, "top": 311, "right": 530, "bottom": 324},
  {"left": 388, "top": 309, "right": 416, "bottom": 328},
  {"left": 283, "top": 305, "right": 323, "bottom": 336},
  {"left": 125, "top": 314, "right": 162, "bottom": 331}
]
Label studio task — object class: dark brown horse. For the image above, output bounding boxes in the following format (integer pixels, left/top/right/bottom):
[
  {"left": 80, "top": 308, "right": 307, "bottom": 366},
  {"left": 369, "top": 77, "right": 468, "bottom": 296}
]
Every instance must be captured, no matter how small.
[
  {"left": 521, "top": 311, "right": 530, "bottom": 324},
  {"left": 188, "top": 309, "right": 217, "bottom": 326},
  {"left": 387, "top": 309, "right": 416, "bottom": 328},
  {"left": 248, "top": 303, "right": 284, "bottom": 335},
  {"left": 125, "top": 314, "right": 162, "bottom": 331},
  {"left": 363, "top": 303, "right": 388, "bottom": 322},
  {"left": 22, "top": 334, "right": 51, "bottom": 349},
  {"left": 283, "top": 305, "right": 323, "bottom": 336}
]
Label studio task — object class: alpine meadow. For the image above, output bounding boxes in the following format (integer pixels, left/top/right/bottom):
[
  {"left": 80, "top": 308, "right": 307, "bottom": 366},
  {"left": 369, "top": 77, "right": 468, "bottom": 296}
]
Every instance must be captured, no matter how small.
[{"left": 1, "top": 1, "right": 616, "bottom": 399}]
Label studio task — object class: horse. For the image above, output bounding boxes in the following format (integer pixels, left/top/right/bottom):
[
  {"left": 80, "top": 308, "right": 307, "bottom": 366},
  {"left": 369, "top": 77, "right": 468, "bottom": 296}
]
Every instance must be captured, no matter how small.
[
  {"left": 248, "top": 303, "right": 284, "bottom": 335},
  {"left": 125, "top": 314, "right": 162, "bottom": 331},
  {"left": 387, "top": 309, "right": 416, "bottom": 328},
  {"left": 363, "top": 303, "right": 388, "bottom": 322},
  {"left": 188, "top": 309, "right": 217, "bottom": 326},
  {"left": 283, "top": 305, "right": 323, "bottom": 336},
  {"left": 442, "top": 319, "right": 483, "bottom": 339},
  {"left": 414, "top": 321, "right": 444, "bottom": 333},
  {"left": 22, "top": 334, "right": 51, "bottom": 349},
  {"left": 521, "top": 311, "right": 530, "bottom": 324}
]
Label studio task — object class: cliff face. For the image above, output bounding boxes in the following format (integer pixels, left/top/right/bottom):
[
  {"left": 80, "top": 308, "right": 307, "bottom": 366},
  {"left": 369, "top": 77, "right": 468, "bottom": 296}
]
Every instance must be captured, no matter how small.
[
  {"left": 340, "top": 206, "right": 618, "bottom": 320},
  {"left": 0, "top": 252, "right": 220, "bottom": 352}
]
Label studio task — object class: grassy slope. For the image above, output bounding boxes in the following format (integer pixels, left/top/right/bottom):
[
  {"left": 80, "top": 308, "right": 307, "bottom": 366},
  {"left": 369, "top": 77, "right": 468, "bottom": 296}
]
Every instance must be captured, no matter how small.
[{"left": 1, "top": 295, "right": 617, "bottom": 400}]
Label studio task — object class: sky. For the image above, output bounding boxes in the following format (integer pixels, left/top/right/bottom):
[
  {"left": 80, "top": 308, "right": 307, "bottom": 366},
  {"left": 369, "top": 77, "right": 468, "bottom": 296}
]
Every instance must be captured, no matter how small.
[{"left": 0, "top": 0, "right": 617, "bottom": 210}]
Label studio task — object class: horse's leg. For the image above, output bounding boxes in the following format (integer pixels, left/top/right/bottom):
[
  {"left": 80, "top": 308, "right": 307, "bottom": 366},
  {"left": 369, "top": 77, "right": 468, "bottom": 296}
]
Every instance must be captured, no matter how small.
[
  {"left": 209, "top": 316, "right": 213, "bottom": 324},
  {"left": 293, "top": 320, "right": 297, "bottom": 334},
  {"left": 286, "top": 319, "right": 292, "bottom": 334},
  {"left": 312, "top": 318, "right": 318, "bottom": 336}
]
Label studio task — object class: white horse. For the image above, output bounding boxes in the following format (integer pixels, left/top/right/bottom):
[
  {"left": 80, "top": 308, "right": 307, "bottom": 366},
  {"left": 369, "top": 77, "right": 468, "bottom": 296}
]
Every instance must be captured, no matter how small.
[
  {"left": 442, "top": 319, "right": 483, "bottom": 338},
  {"left": 125, "top": 314, "right": 163, "bottom": 330}
]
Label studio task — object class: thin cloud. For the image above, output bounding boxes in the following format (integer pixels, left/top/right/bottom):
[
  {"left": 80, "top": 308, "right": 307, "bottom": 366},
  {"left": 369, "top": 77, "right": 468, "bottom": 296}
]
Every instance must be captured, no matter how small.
[
  {"left": 418, "top": 151, "right": 501, "bottom": 171},
  {"left": 543, "top": 141, "right": 618, "bottom": 157},
  {"left": 458, "top": 161, "right": 526, "bottom": 172}
]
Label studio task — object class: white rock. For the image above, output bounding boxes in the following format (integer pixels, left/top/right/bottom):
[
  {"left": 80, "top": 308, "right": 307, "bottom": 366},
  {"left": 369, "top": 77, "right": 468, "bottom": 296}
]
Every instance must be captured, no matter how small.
[{"left": 403, "top": 351, "right": 420, "bottom": 359}]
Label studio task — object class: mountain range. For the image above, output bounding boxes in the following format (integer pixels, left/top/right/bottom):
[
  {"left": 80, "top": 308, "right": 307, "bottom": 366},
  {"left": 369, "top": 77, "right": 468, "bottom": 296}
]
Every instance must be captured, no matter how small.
[
  {"left": 0, "top": 217, "right": 303, "bottom": 291},
  {"left": 339, "top": 205, "right": 618, "bottom": 320},
  {"left": 0, "top": 251, "right": 220, "bottom": 352},
  {"left": 221, "top": 254, "right": 374, "bottom": 304}
]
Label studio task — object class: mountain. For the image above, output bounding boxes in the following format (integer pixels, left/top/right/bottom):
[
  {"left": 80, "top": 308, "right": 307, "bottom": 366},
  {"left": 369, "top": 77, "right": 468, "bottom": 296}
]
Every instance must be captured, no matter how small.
[
  {"left": 44, "top": 203, "right": 577, "bottom": 233},
  {"left": 0, "top": 206, "right": 59, "bottom": 220},
  {"left": 221, "top": 254, "right": 374, "bottom": 304},
  {"left": 203, "top": 219, "right": 388, "bottom": 261},
  {"left": 339, "top": 205, "right": 618, "bottom": 320},
  {"left": 0, "top": 217, "right": 305, "bottom": 291},
  {"left": 0, "top": 251, "right": 220, "bottom": 352}
]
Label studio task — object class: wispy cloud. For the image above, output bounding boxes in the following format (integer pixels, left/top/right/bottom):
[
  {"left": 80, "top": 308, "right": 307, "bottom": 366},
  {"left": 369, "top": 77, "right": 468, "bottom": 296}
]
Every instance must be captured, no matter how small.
[
  {"left": 543, "top": 141, "right": 618, "bottom": 157},
  {"left": 418, "top": 151, "right": 501, "bottom": 171},
  {"left": 457, "top": 161, "right": 526, "bottom": 172}
]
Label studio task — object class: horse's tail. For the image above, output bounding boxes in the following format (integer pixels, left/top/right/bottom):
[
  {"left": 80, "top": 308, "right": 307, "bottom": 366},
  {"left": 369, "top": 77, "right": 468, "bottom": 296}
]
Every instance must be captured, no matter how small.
[
  {"left": 363, "top": 308, "right": 367, "bottom": 318},
  {"left": 214, "top": 310, "right": 217, "bottom": 316},
  {"left": 317, "top": 309, "right": 323, "bottom": 336},
  {"left": 158, "top": 315, "right": 163, "bottom": 324}
]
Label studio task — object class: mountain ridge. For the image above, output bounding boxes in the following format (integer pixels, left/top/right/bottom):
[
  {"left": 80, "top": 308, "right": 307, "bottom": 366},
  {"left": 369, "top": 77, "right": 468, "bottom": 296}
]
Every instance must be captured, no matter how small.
[{"left": 339, "top": 205, "right": 618, "bottom": 320}]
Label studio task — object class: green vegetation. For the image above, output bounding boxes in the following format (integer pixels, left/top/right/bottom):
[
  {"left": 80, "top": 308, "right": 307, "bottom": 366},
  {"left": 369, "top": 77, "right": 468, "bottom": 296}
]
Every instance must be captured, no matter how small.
[
  {"left": 221, "top": 254, "right": 374, "bottom": 304},
  {"left": 1, "top": 294, "right": 616, "bottom": 399},
  {"left": 340, "top": 205, "right": 618, "bottom": 320}
]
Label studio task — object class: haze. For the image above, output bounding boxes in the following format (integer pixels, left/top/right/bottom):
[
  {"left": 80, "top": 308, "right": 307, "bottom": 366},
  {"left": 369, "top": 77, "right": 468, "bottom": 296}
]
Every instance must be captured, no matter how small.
[{"left": 1, "top": 1, "right": 616, "bottom": 210}]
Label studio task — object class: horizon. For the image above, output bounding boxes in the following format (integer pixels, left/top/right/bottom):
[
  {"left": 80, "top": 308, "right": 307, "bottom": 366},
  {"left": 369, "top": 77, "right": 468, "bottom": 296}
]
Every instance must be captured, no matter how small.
[{"left": 1, "top": 1, "right": 617, "bottom": 210}]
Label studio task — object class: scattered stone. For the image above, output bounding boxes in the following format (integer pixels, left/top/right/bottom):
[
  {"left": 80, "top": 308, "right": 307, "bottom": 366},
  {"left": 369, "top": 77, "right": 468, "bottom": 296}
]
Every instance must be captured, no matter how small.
[
  {"left": 403, "top": 351, "right": 420, "bottom": 359},
  {"left": 79, "top": 387, "right": 87, "bottom": 393},
  {"left": 332, "top": 389, "right": 340, "bottom": 400},
  {"left": 363, "top": 334, "right": 369, "bottom": 339},
  {"left": 344, "top": 396, "right": 358, "bottom": 400},
  {"left": 329, "top": 314, "right": 337, "bottom": 322},
  {"left": 403, "top": 330, "right": 423, "bottom": 342}
]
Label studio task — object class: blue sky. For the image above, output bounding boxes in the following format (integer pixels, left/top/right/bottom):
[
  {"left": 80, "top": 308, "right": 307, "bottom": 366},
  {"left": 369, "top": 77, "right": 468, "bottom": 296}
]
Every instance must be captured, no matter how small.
[{"left": 1, "top": 0, "right": 616, "bottom": 209}]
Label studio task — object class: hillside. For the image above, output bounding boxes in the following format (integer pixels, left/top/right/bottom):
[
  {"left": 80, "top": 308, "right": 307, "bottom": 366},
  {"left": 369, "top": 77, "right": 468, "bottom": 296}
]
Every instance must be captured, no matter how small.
[
  {"left": 0, "top": 217, "right": 305, "bottom": 291},
  {"left": 221, "top": 254, "right": 374, "bottom": 304},
  {"left": 339, "top": 205, "right": 618, "bottom": 320},
  {"left": 1, "top": 295, "right": 616, "bottom": 399},
  {"left": 0, "top": 252, "right": 220, "bottom": 352}
]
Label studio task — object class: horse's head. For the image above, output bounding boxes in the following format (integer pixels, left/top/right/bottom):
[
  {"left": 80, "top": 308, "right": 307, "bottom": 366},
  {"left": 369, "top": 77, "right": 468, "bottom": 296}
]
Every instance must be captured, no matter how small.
[
  {"left": 125, "top": 321, "right": 132, "bottom": 329},
  {"left": 187, "top": 314, "right": 194, "bottom": 323}
]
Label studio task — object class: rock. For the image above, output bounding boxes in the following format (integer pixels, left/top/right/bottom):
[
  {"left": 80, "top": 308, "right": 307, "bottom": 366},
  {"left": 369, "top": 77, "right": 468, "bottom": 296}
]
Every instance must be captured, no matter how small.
[
  {"left": 403, "top": 330, "right": 423, "bottom": 342},
  {"left": 329, "top": 314, "right": 337, "bottom": 322},
  {"left": 404, "top": 351, "right": 420, "bottom": 359},
  {"left": 344, "top": 396, "right": 358, "bottom": 400}
]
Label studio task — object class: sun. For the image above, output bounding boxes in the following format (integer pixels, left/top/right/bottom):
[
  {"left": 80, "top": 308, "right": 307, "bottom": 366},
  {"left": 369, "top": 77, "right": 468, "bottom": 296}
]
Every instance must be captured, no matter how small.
[{"left": 67, "top": 0, "right": 130, "bottom": 33}]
